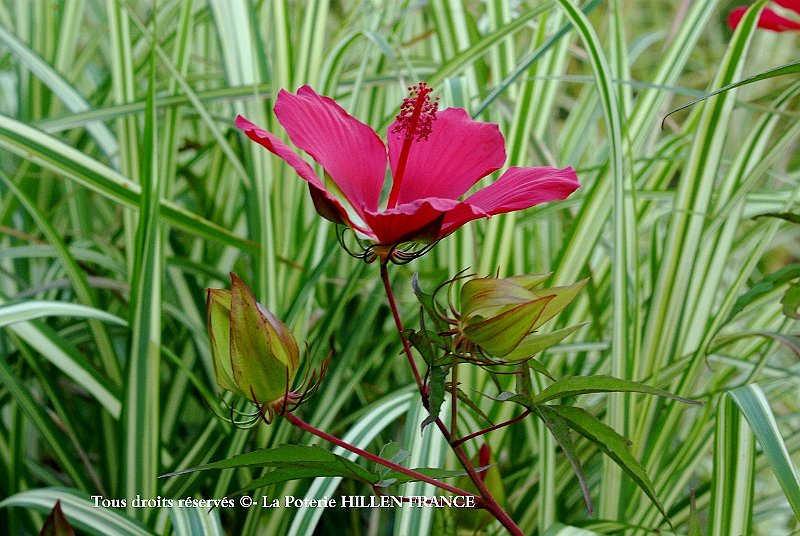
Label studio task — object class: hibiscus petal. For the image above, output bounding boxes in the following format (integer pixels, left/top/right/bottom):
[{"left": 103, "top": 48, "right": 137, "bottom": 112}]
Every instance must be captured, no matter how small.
[
  {"left": 235, "top": 115, "right": 373, "bottom": 234},
  {"left": 440, "top": 166, "right": 580, "bottom": 235},
  {"left": 775, "top": 0, "right": 800, "bottom": 14},
  {"left": 363, "top": 198, "right": 479, "bottom": 245},
  {"left": 387, "top": 108, "right": 506, "bottom": 205},
  {"left": 274, "top": 86, "right": 387, "bottom": 214},
  {"left": 728, "top": 5, "right": 800, "bottom": 31},
  {"left": 235, "top": 115, "right": 321, "bottom": 187}
]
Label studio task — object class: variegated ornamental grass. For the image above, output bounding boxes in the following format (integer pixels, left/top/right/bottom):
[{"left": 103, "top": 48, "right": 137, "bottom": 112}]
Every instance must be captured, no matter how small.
[{"left": 0, "top": 1, "right": 799, "bottom": 535}]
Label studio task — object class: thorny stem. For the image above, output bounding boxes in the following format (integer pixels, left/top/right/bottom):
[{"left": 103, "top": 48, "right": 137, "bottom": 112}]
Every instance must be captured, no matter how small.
[
  {"left": 379, "top": 262, "right": 524, "bottom": 536},
  {"left": 284, "top": 411, "right": 475, "bottom": 499},
  {"left": 451, "top": 409, "right": 532, "bottom": 448}
]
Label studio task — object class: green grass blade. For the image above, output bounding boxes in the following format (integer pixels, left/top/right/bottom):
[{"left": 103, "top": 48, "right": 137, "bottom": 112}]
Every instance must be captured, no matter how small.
[{"left": 729, "top": 384, "right": 800, "bottom": 520}]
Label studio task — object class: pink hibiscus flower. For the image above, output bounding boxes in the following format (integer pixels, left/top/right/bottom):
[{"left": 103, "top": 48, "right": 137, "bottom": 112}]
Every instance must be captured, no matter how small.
[
  {"left": 235, "top": 84, "right": 579, "bottom": 261},
  {"left": 728, "top": 0, "right": 800, "bottom": 31}
]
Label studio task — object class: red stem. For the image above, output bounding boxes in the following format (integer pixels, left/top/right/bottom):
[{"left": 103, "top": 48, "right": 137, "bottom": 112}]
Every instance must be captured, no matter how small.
[
  {"left": 284, "top": 411, "right": 476, "bottom": 499},
  {"left": 379, "top": 263, "right": 524, "bottom": 536},
  {"left": 379, "top": 264, "right": 424, "bottom": 392},
  {"left": 451, "top": 409, "right": 532, "bottom": 448}
]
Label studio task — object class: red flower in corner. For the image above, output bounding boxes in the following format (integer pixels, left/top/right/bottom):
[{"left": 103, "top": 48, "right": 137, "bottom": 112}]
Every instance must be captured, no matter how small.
[
  {"left": 236, "top": 84, "right": 579, "bottom": 262},
  {"left": 728, "top": 0, "right": 800, "bottom": 32}
]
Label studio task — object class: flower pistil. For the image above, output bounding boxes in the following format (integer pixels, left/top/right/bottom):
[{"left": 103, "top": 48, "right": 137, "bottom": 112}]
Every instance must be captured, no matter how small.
[{"left": 387, "top": 83, "right": 439, "bottom": 208}]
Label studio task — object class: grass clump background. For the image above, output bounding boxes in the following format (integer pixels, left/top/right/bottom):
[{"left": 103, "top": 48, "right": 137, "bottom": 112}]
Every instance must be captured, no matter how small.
[{"left": 0, "top": 1, "right": 799, "bottom": 534}]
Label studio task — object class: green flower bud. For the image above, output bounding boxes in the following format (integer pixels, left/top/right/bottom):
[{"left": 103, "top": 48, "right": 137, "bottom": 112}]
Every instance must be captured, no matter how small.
[
  {"left": 457, "top": 276, "right": 587, "bottom": 359},
  {"left": 206, "top": 273, "right": 299, "bottom": 405}
]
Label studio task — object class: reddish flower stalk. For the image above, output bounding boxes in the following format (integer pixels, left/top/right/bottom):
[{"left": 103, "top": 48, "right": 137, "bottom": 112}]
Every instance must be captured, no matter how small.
[
  {"left": 451, "top": 409, "right": 533, "bottom": 448},
  {"left": 283, "top": 411, "right": 476, "bottom": 500},
  {"left": 379, "top": 266, "right": 524, "bottom": 536}
]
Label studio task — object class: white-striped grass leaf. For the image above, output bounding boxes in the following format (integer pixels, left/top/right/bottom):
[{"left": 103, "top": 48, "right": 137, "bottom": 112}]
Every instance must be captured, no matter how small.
[
  {"left": 115, "top": 3, "right": 253, "bottom": 190},
  {"left": 553, "top": 0, "right": 719, "bottom": 287},
  {"left": 288, "top": 389, "right": 415, "bottom": 536},
  {"left": 34, "top": 83, "right": 271, "bottom": 133},
  {"left": 553, "top": 0, "right": 630, "bottom": 520},
  {"left": 0, "top": 301, "right": 127, "bottom": 328},
  {"left": 0, "top": 171, "right": 122, "bottom": 384},
  {"left": 709, "top": 392, "right": 755, "bottom": 536},
  {"left": 630, "top": 49, "right": 800, "bottom": 533},
  {"left": 0, "top": 115, "right": 257, "bottom": 255},
  {"left": 169, "top": 505, "right": 223, "bottom": 536},
  {"left": 394, "top": 396, "right": 449, "bottom": 536},
  {"left": 0, "top": 355, "right": 92, "bottom": 490},
  {"left": 121, "top": 43, "right": 162, "bottom": 522},
  {"left": 0, "top": 488, "right": 152, "bottom": 536},
  {"left": 472, "top": 0, "right": 601, "bottom": 119},
  {"left": 0, "top": 293, "right": 121, "bottom": 418},
  {"left": 543, "top": 523, "right": 599, "bottom": 536},
  {"left": 729, "top": 384, "right": 800, "bottom": 520},
  {"left": 429, "top": 3, "right": 550, "bottom": 89},
  {"left": 0, "top": 23, "right": 117, "bottom": 158}
]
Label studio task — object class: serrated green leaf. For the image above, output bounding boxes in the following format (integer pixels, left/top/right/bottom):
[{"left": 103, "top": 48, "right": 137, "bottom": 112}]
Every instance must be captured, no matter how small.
[
  {"left": 421, "top": 365, "right": 447, "bottom": 432},
  {"left": 411, "top": 273, "right": 449, "bottom": 332},
  {"left": 382, "top": 467, "right": 470, "bottom": 485},
  {"left": 535, "top": 406, "right": 593, "bottom": 515},
  {"left": 161, "top": 444, "right": 378, "bottom": 485},
  {"left": 551, "top": 405, "right": 671, "bottom": 529},
  {"left": 527, "top": 375, "right": 701, "bottom": 407},
  {"left": 456, "top": 388, "right": 494, "bottom": 426}
]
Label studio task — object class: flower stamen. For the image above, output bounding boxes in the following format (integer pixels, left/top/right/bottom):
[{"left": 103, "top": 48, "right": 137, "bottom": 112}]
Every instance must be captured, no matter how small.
[{"left": 387, "top": 83, "right": 438, "bottom": 209}]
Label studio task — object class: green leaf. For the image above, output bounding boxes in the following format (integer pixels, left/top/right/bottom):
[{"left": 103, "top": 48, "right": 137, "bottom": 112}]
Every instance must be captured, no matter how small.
[
  {"left": 753, "top": 211, "right": 800, "bottom": 225},
  {"left": 724, "top": 264, "right": 800, "bottom": 325},
  {"left": 728, "top": 385, "right": 800, "bottom": 520},
  {"left": 534, "top": 406, "right": 593, "bottom": 515},
  {"left": 527, "top": 375, "right": 701, "bottom": 407},
  {"left": 0, "top": 301, "right": 127, "bottom": 329},
  {"left": 411, "top": 274, "right": 449, "bottom": 332},
  {"left": 421, "top": 365, "right": 448, "bottom": 433},
  {"left": 551, "top": 405, "right": 671, "bottom": 529},
  {"left": 663, "top": 60, "right": 800, "bottom": 126},
  {"left": 382, "top": 467, "right": 470, "bottom": 485},
  {"left": 160, "top": 444, "right": 378, "bottom": 485}
]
